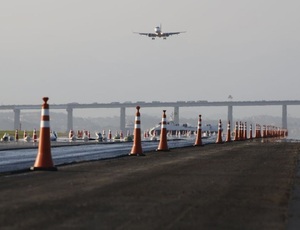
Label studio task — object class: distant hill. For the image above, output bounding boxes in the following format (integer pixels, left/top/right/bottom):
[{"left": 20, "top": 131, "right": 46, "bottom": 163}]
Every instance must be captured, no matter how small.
[{"left": 0, "top": 112, "right": 299, "bottom": 139}]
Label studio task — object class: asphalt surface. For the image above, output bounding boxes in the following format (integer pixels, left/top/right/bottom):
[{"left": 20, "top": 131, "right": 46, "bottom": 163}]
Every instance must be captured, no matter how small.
[{"left": 0, "top": 140, "right": 299, "bottom": 230}]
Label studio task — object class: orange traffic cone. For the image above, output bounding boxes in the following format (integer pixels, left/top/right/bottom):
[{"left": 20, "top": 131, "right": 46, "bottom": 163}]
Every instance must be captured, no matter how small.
[
  {"left": 233, "top": 121, "right": 239, "bottom": 141},
  {"left": 240, "top": 122, "right": 245, "bottom": 140},
  {"left": 243, "top": 122, "right": 247, "bottom": 140},
  {"left": 255, "top": 124, "right": 260, "bottom": 138},
  {"left": 69, "top": 129, "right": 73, "bottom": 139},
  {"left": 249, "top": 124, "right": 253, "bottom": 140},
  {"left": 33, "top": 128, "right": 37, "bottom": 142},
  {"left": 15, "top": 129, "right": 19, "bottom": 142},
  {"left": 258, "top": 124, "right": 262, "bottom": 138},
  {"left": 108, "top": 129, "right": 112, "bottom": 141},
  {"left": 225, "top": 120, "right": 231, "bottom": 142},
  {"left": 194, "top": 114, "right": 203, "bottom": 146},
  {"left": 238, "top": 121, "right": 243, "bottom": 140},
  {"left": 216, "top": 119, "right": 223, "bottom": 144},
  {"left": 157, "top": 110, "right": 169, "bottom": 151},
  {"left": 285, "top": 129, "right": 288, "bottom": 137},
  {"left": 262, "top": 125, "right": 266, "bottom": 138},
  {"left": 129, "top": 106, "right": 144, "bottom": 156},
  {"left": 31, "top": 97, "right": 57, "bottom": 171}
]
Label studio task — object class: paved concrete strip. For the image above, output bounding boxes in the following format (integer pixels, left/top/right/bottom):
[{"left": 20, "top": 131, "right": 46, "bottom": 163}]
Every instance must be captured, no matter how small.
[{"left": 0, "top": 141, "right": 299, "bottom": 230}]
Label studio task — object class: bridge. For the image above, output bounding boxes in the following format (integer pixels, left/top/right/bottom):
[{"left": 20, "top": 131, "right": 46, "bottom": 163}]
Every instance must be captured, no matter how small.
[{"left": 1, "top": 100, "right": 299, "bottom": 132}]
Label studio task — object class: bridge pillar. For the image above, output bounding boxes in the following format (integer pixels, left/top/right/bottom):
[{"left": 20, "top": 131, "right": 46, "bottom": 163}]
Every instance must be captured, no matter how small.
[
  {"left": 66, "top": 107, "right": 73, "bottom": 132},
  {"left": 120, "top": 107, "right": 126, "bottom": 133},
  {"left": 14, "top": 108, "right": 21, "bottom": 130},
  {"left": 282, "top": 104, "right": 287, "bottom": 129},
  {"left": 227, "top": 105, "right": 233, "bottom": 126},
  {"left": 173, "top": 106, "right": 179, "bottom": 124}
]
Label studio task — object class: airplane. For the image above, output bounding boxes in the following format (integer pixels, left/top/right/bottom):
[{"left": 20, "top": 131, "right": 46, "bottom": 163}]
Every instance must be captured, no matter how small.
[{"left": 133, "top": 24, "right": 186, "bottom": 40}]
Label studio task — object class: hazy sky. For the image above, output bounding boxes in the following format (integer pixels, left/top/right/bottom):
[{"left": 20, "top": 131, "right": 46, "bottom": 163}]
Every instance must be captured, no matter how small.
[{"left": 1, "top": 0, "right": 300, "bottom": 117}]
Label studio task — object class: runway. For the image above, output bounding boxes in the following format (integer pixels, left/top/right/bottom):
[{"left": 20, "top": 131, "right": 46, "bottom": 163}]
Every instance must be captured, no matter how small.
[
  {"left": 0, "top": 137, "right": 215, "bottom": 174},
  {"left": 0, "top": 140, "right": 299, "bottom": 229}
]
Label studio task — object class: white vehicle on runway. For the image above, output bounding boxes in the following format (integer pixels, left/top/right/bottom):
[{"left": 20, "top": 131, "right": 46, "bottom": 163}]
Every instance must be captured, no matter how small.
[{"left": 149, "top": 121, "right": 196, "bottom": 137}]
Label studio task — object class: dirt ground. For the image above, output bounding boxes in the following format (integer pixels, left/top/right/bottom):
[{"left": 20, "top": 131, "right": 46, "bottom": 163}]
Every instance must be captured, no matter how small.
[{"left": 0, "top": 140, "right": 299, "bottom": 230}]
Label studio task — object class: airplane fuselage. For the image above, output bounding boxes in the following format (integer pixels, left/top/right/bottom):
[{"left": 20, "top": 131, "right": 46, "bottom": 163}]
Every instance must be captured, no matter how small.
[
  {"left": 155, "top": 33, "right": 164, "bottom": 37},
  {"left": 154, "top": 26, "right": 167, "bottom": 38},
  {"left": 154, "top": 27, "right": 162, "bottom": 36},
  {"left": 154, "top": 26, "right": 161, "bottom": 33}
]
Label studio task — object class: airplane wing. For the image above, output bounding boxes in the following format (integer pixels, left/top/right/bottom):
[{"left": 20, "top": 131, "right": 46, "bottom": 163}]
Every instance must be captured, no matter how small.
[
  {"left": 133, "top": 32, "right": 157, "bottom": 37},
  {"left": 163, "top": 31, "right": 186, "bottom": 36}
]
